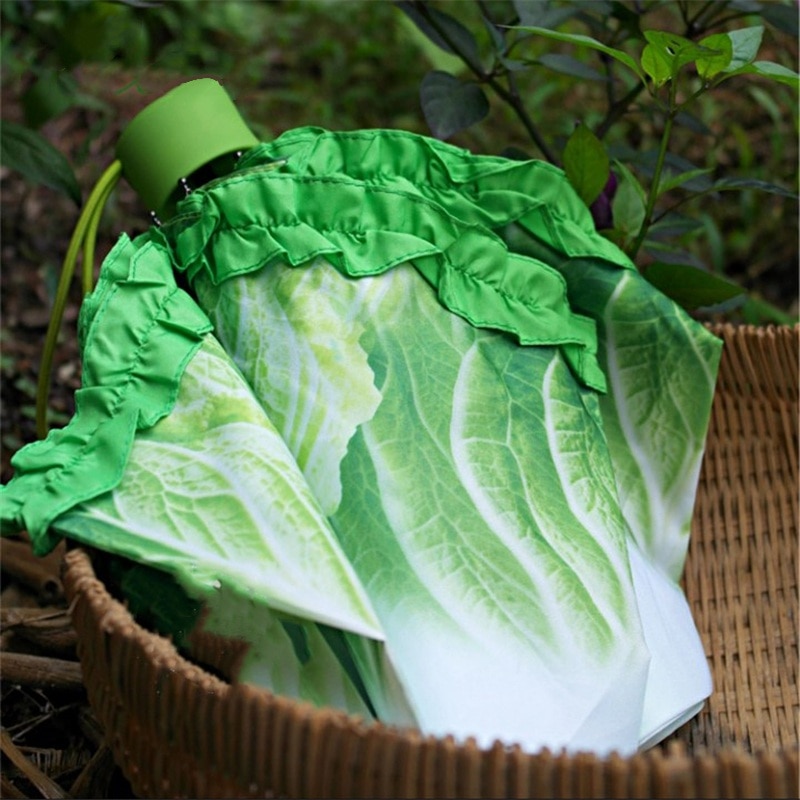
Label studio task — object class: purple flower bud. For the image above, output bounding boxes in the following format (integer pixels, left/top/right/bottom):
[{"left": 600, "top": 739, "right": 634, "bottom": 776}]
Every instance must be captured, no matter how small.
[
  {"left": 590, "top": 171, "right": 618, "bottom": 231},
  {"left": 604, "top": 171, "right": 618, "bottom": 197},
  {"left": 590, "top": 194, "right": 612, "bottom": 231}
]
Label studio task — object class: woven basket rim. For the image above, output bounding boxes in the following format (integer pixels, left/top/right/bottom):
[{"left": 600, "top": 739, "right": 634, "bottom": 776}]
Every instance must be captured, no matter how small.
[
  {"left": 63, "top": 543, "right": 796, "bottom": 760},
  {"left": 60, "top": 321, "right": 799, "bottom": 799}
]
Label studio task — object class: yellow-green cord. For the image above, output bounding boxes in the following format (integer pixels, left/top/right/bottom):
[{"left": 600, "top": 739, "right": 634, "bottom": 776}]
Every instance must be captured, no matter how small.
[
  {"left": 36, "top": 160, "right": 122, "bottom": 439},
  {"left": 81, "top": 169, "right": 120, "bottom": 296}
]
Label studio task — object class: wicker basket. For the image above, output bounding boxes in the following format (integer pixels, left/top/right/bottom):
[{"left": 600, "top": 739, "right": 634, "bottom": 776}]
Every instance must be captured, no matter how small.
[{"left": 62, "top": 323, "right": 799, "bottom": 799}]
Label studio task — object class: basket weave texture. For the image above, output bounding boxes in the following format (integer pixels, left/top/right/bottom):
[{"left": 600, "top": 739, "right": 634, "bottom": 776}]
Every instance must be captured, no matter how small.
[{"left": 62, "top": 323, "right": 799, "bottom": 799}]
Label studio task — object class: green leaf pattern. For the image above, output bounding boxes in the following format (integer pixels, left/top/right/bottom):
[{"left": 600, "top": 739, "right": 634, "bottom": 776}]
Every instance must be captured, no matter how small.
[
  {"left": 199, "top": 258, "right": 655, "bottom": 751},
  {"left": 194, "top": 263, "right": 384, "bottom": 516},
  {"left": 55, "top": 335, "right": 383, "bottom": 639}
]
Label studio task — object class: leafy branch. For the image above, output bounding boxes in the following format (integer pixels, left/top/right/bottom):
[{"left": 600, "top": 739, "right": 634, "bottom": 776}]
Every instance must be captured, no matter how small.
[
  {"left": 397, "top": 0, "right": 798, "bottom": 316},
  {"left": 400, "top": 0, "right": 557, "bottom": 162}
]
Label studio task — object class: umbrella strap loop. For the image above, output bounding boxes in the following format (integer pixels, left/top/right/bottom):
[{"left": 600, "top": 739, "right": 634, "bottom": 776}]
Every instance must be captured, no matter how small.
[{"left": 36, "top": 160, "right": 122, "bottom": 439}]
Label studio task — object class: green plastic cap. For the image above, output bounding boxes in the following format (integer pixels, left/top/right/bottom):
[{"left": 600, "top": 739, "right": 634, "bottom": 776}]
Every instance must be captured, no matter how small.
[{"left": 116, "top": 79, "right": 258, "bottom": 217}]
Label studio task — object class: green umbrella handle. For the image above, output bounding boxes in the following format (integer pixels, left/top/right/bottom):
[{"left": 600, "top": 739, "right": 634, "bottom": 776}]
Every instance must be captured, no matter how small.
[{"left": 116, "top": 79, "right": 258, "bottom": 218}]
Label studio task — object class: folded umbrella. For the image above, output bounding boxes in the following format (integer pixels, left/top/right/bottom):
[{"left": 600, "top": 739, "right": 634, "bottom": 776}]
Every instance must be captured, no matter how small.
[{"left": 1, "top": 79, "right": 721, "bottom": 756}]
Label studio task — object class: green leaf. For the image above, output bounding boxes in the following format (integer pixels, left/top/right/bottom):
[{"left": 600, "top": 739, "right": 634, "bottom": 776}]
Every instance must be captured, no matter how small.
[
  {"left": 646, "top": 31, "right": 716, "bottom": 70},
  {"left": 696, "top": 33, "right": 732, "bottom": 79},
  {"left": 644, "top": 262, "right": 744, "bottom": 309},
  {"left": 640, "top": 42, "right": 672, "bottom": 87},
  {"left": 638, "top": 241, "right": 707, "bottom": 269},
  {"left": 612, "top": 159, "right": 648, "bottom": 202},
  {"left": 537, "top": 53, "right": 607, "bottom": 82},
  {"left": 757, "top": 3, "right": 798, "bottom": 36},
  {"left": 673, "top": 110, "right": 713, "bottom": 136},
  {"left": 612, "top": 179, "right": 646, "bottom": 240},
  {"left": 563, "top": 124, "right": 609, "bottom": 206},
  {"left": 646, "top": 212, "right": 705, "bottom": 239},
  {"left": 747, "top": 60, "right": 800, "bottom": 87},
  {"left": 741, "top": 295, "right": 799, "bottom": 325},
  {"left": 114, "top": 559, "right": 202, "bottom": 648},
  {"left": 724, "top": 26, "right": 763, "bottom": 70},
  {"left": 396, "top": 2, "right": 481, "bottom": 67},
  {"left": 641, "top": 31, "right": 722, "bottom": 85},
  {"left": 420, "top": 71, "right": 490, "bottom": 140},
  {"left": 21, "top": 70, "right": 77, "bottom": 129},
  {"left": 482, "top": 14, "right": 506, "bottom": 55},
  {"left": 611, "top": 161, "right": 646, "bottom": 240},
  {"left": 709, "top": 176, "right": 797, "bottom": 198},
  {"left": 500, "top": 56, "right": 531, "bottom": 72},
  {"left": 512, "top": 25, "right": 644, "bottom": 82},
  {"left": 512, "top": 0, "right": 580, "bottom": 29},
  {"left": 395, "top": 13, "right": 466, "bottom": 73},
  {"left": 657, "top": 167, "right": 714, "bottom": 197},
  {"left": 0, "top": 121, "right": 81, "bottom": 205},
  {"left": 612, "top": 148, "right": 714, "bottom": 191},
  {"left": 718, "top": 60, "right": 799, "bottom": 87}
]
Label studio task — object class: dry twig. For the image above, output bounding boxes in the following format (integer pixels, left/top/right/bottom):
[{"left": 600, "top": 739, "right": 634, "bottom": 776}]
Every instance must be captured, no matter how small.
[
  {"left": 0, "top": 727, "right": 70, "bottom": 799},
  {"left": 1, "top": 608, "right": 78, "bottom": 655},
  {"left": 0, "top": 653, "right": 84, "bottom": 692},
  {"left": 0, "top": 540, "right": 64, "bottom": 602},
  {"left": 68, "top": 745, "right": 116, "bottom": 799}
]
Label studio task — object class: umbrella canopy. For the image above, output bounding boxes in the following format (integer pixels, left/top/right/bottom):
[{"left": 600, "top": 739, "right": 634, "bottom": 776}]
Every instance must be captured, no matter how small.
[{"left": 0, "top": 80, "right": 721, "bottom": 756}]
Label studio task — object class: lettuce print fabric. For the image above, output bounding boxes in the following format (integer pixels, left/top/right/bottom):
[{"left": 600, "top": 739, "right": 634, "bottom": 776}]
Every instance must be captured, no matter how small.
[
  {"left": 1, "top": 127, "right": 721, "bottom": 757},
  {"left": 0, "top": 233, "right": 387, "bottom": 716}
]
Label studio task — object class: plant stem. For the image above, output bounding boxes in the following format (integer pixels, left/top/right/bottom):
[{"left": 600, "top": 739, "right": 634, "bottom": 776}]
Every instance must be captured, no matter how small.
[
  {"left": 676, "top": 0, "right": 690, "bottom": 28},
  {"left": 651, "top": 191, "right": 706, "bottom": 224},
  {"left": 413, "top": 0, "right": 558, "bottom": 163},
  {"left": 476, "top": 0, "right": 496, "bottom": 24},
  {"left": 499, "top": 71, "right": 558, "bottom": 163},
  {"left": 700, "top": 12, "right": 753, "bottom": 31},
  {"left": 629, "top": 86, "right": 677, "bottom": 259},
  {"left": 595, "top": 82, "right": 644, "bottom": 139},
  {"left": 686, "top": 0, "right": 718, "bottom": 34}
]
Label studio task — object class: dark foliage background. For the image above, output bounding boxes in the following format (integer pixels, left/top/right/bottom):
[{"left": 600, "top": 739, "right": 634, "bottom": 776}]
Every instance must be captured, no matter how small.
[{"left": 0, "top": 2, "right": 797, "bottom": 797}]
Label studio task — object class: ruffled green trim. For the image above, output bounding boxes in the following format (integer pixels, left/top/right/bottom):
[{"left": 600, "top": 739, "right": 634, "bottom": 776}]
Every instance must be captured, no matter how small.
[
  {"left": 243, "top": 127, "right": 635, "bottom": 271},
  {"left": 0, "top": 235, "right": 213, "bottom": 554},
  {"left": 161, "top": 154, "right": 607, "bottom": 391}
]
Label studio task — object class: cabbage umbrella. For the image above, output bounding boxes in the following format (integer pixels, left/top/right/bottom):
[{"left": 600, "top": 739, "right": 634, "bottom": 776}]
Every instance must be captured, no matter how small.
[{"left": 0, "top": 80, "right": 721, "bottom": 756}]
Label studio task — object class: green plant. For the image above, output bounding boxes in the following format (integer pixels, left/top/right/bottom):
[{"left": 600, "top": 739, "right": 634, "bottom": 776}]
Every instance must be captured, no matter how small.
[
  {"left": 1, "top": 0, "right": 796, "bottom": 326},
  {"left": 0, "top": 0, "right": 274, "bottom": 195},
  {"left": 397, "top": 0, "right": 798, "bottom": 320},
  {"left": 0, "top": 0, "right": 426, "bottom": 178}
]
